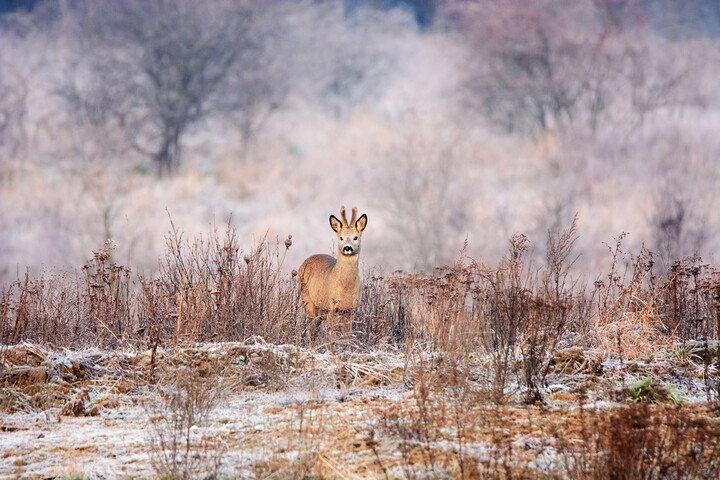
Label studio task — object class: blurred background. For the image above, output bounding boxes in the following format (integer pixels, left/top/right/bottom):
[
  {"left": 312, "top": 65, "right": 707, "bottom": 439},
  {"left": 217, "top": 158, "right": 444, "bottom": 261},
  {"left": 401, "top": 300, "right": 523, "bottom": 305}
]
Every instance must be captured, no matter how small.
[{"left": 1, "top": 0, "right": 718, "bottom": 284}]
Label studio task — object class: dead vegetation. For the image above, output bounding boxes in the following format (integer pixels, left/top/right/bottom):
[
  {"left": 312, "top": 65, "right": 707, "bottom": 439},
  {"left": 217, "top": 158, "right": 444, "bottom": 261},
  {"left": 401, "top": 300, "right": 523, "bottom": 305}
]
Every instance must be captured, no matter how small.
[
  {"left": 1, "top": 220, "right": 720, "bottom": 478},
  {"left": 0, "top": 339, "right": 719, "bottom": 478}
]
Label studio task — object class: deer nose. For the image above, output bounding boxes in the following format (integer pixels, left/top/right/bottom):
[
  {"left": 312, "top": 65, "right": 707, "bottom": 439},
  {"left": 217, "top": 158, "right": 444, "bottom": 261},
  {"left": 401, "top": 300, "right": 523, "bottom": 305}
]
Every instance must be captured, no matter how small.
[{"left": 343, "top": 245, "right": 354, "bottom": 255}]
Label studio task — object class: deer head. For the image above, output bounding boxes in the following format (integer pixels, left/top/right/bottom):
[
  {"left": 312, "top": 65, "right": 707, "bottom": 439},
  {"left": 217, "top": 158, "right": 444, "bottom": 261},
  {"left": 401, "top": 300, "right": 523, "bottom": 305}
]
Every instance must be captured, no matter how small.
[{"left": 329, "top": 206, "right": 367, "bottom": 257}]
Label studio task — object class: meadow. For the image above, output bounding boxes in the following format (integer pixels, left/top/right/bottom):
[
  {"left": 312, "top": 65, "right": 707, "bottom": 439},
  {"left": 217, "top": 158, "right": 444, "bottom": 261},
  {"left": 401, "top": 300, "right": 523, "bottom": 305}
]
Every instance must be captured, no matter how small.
[
  {"left": 2, "top": 1, "right": 720, "bottom": 478},
  {"left": 1, "top": 221, "right": 719, "bottom": 478}
]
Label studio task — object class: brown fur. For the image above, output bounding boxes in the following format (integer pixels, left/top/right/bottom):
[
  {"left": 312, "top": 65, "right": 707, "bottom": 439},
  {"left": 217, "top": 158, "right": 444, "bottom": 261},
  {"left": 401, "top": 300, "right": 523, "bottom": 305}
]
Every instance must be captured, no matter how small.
[{"left": 299, "top": 206, "right": 367, "bottom": 333}]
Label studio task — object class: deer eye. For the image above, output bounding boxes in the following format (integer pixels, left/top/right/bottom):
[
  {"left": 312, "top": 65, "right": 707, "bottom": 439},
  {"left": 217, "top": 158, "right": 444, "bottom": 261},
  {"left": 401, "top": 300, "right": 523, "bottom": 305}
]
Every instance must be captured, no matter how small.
[
  {"left": 354, "top": 236, "right": 358, "bottom": 240},
  {"left": 340, "top": 237, "right": 344, "bottom": 241}
]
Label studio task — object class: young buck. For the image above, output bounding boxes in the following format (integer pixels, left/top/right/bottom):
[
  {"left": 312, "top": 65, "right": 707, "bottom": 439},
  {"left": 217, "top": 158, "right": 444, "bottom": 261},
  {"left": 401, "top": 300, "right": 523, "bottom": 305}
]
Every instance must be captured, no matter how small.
[{"left": 299, "top": 206, "right": 368, "bottom": 334}]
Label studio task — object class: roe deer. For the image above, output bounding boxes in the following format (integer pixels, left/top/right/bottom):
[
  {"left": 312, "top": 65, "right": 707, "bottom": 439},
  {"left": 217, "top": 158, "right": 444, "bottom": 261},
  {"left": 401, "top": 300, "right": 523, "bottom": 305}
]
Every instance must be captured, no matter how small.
[{"left": 299, "top": 205, "right": 368, "bottom": 333}]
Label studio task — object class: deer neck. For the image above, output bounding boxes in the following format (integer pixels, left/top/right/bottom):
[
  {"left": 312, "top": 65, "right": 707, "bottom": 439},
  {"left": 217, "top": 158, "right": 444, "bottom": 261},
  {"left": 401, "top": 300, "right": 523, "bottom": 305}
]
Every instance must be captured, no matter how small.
[{"left": 333, "top": 250, "right": 360, "bottom": 279}]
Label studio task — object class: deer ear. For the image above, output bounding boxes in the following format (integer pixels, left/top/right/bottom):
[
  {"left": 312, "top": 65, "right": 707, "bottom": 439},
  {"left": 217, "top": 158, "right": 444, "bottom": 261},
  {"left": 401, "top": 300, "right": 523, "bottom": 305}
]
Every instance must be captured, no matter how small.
[
  {"left": 329, "top": 215, "right": 343, "bottom": 233},
  {"left": 355, "top": 214, "right": 367, "bottom": 233}
]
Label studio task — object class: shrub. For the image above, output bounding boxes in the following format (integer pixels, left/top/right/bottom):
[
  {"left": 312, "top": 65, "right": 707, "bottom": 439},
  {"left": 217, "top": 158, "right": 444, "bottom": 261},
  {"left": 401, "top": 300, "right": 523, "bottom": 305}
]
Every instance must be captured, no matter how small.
[
  {"left": 145, "top": 367, "right": 225, "bottom": 480},
  {"left": 555, "top": 402, "right": 720, "bottom": 479}
]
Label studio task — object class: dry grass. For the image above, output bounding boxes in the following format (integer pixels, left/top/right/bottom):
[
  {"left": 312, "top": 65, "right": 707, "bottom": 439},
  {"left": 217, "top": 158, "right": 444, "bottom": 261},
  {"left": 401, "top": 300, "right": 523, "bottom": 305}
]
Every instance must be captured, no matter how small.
[
  {"left": 2, "top": 219, "right": 719, "bottom": 396},
  {"left": 550, "top": 400, "right": 720, "bottom": 479},
  {"left": 1, "top": 340, "right": 719, "bottom": 478},
  {"left": 1, "top": 220, "right": 720, "bottom": 477},
  {"left": 144, "top": 367, "right": 226, "bottom": 480},
  {"left": 1, "top": 221, "right": 304, "bottom": 353}
]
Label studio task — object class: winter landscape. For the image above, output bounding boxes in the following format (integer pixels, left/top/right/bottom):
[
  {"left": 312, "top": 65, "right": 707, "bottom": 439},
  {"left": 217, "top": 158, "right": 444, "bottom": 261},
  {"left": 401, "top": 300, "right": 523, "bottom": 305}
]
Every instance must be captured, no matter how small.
[{"left": 1, "top": 0, "right": 720, "bottom": 478}]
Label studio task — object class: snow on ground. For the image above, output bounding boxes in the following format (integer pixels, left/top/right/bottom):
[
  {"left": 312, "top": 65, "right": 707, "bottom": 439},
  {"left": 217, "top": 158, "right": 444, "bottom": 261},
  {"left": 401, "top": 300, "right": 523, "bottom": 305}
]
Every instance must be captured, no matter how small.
[{"left": 1, "top": 341, "right": 718, "bottom": 479}]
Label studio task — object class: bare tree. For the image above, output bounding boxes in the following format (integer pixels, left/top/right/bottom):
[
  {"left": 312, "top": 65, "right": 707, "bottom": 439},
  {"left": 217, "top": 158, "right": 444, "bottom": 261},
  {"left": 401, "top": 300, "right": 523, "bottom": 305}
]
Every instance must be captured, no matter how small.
[
  {"left": 379, "top": 125, "right": 469, "bottom": 271},
  {"left": 0, "top": 70, "right": 28, "bottom": 165},
  {"left": 61, "top": 0, "right": 280, "bottom": 175},
  {"left": 284, "top": 2, "right": 400, "bottom": 119},
  {"left": 650, "top": 165, "right": 709, "bottom": 270},
  {"left": 0, "top": 24, "right": 31, "bottom": 170},
  {"left": 455, "top": 0, "right": 696, "bottom": 135},
  {"left": 457, "top": 0, "right": 602, "bottom": 133}
]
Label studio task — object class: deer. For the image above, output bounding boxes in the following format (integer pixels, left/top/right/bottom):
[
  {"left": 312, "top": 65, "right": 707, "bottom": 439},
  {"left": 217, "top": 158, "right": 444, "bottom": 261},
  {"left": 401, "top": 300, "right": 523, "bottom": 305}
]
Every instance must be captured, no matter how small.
[{"left": 298, "top": 205, "right": 368, "bottom": 335}]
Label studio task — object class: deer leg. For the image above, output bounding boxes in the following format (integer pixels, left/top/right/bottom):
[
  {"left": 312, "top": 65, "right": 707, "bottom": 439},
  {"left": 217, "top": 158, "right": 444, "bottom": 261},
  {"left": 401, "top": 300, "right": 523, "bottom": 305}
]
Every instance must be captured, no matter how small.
[
  {"left": 302, "top": 303, "right": 321, "bottom": 345},
  {"left": 304, "top": 301, "right": 316, "bottom": 319},
  {"left": 339, "top": 310, "right": 352, "bottom": 336}
]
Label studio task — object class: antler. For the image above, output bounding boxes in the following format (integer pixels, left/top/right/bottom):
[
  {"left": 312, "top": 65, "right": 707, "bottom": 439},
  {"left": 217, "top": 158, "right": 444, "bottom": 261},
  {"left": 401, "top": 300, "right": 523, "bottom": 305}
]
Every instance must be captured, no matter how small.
[
  {"left": 350, "top": 206, "right": 358, "bottom": 226},
  {"left": 340, "top": 205, "right": 349, "bottom": 227}
]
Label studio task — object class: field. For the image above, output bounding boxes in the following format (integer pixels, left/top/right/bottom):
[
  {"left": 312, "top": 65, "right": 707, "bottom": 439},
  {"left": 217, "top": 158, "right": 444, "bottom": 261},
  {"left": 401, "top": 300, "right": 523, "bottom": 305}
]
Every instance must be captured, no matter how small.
[
  {"left": 2, "top": 1, "right": 720, "bottom": 478},
  {"left": 2, "top": 226, "right": 720, "bottom": 479},
  {"left": 1, "top": 341, "right": 719, "bottom": 479}
]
